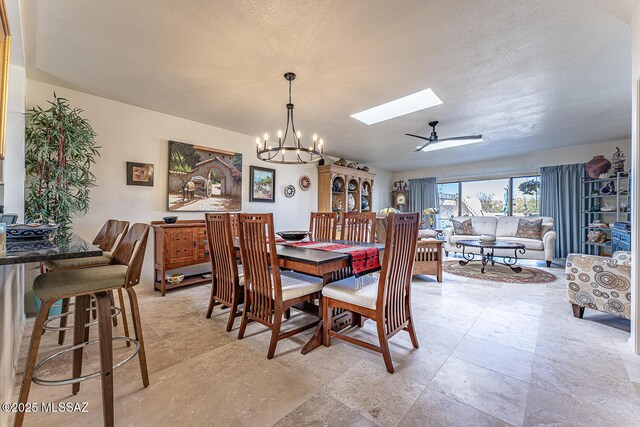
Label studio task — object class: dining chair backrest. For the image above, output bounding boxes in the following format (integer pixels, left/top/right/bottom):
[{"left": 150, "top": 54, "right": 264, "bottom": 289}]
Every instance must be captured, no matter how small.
[
  {"left": 93, "top": 219, "right": 130, "bottom": 252},
  {"left": 376, "top": 213, "right": 419, "bottom": 334},
  {"left": 237, "top": 213, "right": 281, "bottom": 324},
  {"left": 342, "top": 211, "right": 376, "bottom": 243},
  {"left": 229, "top": 212, "right": 240, "bottom": 237},
  {"left": 205, "top": 213, "right": 241, "bottom": 305},
  {"left": 309, "top": 212, "right": 337, "bottom": 240},
  {"left": 110, "top": 223, "right": 150, "bottom": 288}
]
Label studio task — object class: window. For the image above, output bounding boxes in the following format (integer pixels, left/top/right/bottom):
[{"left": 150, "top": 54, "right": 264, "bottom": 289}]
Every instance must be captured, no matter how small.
[
  {"left": 437, "top": 182, "right": 460, "bottom": 228},
  {"left": 461, "top": 179, "right": 509, "bottom": 217},
  {"left": 436, "top": 175, "right": 541, "bottom": 223},
  {"left": 512, "top": 176, "right": 541, "bottom": 216}
]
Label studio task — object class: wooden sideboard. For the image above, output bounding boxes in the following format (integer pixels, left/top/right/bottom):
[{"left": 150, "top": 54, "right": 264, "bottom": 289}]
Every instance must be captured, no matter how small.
[{"left": 152, "top": 220, "right": 211, "bottom": 296}]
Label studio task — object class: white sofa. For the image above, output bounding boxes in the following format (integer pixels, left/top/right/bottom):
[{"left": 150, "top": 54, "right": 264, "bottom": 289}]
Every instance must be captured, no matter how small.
[{"left": 442, "top": 216, "right": 556, "bottom": 266}]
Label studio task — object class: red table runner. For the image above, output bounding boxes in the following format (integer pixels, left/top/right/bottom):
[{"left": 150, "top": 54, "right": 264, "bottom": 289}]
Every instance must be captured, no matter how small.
[{"left": 283, "top": 241, "right": 381, "bottom": 277}]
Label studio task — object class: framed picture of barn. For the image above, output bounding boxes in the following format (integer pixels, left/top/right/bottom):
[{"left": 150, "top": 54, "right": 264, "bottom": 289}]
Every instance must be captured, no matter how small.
[
  {"left": 167, "top": 140, "right": 242, "bottom": 211},
  {"left": 249, "top": 166, "right": 276, "bottom": 203}
]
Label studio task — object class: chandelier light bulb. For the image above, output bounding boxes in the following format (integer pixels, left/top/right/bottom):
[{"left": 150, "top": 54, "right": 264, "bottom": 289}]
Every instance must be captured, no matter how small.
[
  {"left": 256, "top": 137, "right": 261, "bottom": 145},
  {"left": 277, "top": 130, "right": 283, "bottom": 138},
  {"left": 264, "top": 133, "right": 269, "bottom": 141},
  {"left": 296, "top": 130, "right": 301, "bottom": 139},
  {"left": 313, "top": 134, "right": 317, "bottom": 142},
  {"left": 319, "top": 138, "right": 324, "bottom": 145}
]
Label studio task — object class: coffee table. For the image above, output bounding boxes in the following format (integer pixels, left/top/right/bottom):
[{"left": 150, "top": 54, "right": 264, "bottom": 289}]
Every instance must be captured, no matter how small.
[{"left": 455, "top": 239, "right": 526, "bottom": 273}]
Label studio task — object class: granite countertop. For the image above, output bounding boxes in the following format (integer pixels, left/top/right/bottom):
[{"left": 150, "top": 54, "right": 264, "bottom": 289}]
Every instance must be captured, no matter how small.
[{"left": 0, "top": 233, "right": 102, "bottom": 265}]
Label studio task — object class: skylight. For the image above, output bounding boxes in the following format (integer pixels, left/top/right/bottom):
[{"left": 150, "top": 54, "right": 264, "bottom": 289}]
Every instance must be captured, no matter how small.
[
  {"left": 350, "top": 88, "right": 443, "bottom": 125},
  {"left": 417, "top": 138, "right": 483, "bottom": 152}
]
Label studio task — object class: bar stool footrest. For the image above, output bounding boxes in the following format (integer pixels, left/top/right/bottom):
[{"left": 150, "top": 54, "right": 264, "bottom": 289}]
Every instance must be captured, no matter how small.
[{"left": 32, "top": 336, "right": 139, "bottom": 386}]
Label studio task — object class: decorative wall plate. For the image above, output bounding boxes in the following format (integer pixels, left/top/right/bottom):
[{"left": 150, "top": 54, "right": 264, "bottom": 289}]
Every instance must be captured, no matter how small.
[
  {"left": 299, "top": 175, "right": 311, "bottom": 191},
  {"left": 284, "top": 185, "right": 296, "bottom": 198}
]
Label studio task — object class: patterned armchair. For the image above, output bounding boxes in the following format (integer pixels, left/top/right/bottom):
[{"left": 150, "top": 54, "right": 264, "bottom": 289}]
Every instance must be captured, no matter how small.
[{"left": 566, "top": 251, "right": 631, "bottom": 319}]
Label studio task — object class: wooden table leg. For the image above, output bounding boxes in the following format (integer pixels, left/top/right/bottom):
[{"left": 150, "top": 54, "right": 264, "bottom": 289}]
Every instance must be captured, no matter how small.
[{"left": 301, "top": 274, "right": 331, "bottom": 354}]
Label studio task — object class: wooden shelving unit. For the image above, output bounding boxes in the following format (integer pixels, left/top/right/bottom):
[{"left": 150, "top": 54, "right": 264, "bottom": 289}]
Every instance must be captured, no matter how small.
[
  {"left": 317, "top": 164, "right": 375, "bottom": 232},
  {"left": 580, "top": 171, "right": 632, "bottom": 255}
]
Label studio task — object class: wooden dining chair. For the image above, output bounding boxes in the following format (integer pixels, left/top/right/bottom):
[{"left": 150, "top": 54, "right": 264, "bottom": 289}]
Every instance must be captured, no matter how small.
[
  {"left": 413, "top": 239, "right": 444, "bottom": 282},
  {"left": 309, "top": 212, "right": 338, "bottom": 240},
  {"left": 229, "top": 212, "right": 240, "bottom": 237},
  {"left": 15, "top": 224, "right": 150, "bottom": 427},
  {"left": 44, "top": 219, "right": 130, "bottom": 345},
  {"left": 322, "top": 213, "right": 420, "bottom": 373},
  {"left": 204, "top": 213, "right": 243, "bottom": 331},
  {"left": 236, "top": 213, "right": 323, "bottom": 359},
  {"left": 342, "top": 211, "right": 376, "bottom": 243}
]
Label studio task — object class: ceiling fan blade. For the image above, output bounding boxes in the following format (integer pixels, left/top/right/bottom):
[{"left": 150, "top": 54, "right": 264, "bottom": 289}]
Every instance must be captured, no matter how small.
[
  {"left": 405, "top": 133, "right": 433, "bottom": 142},
  {"left": 437, "top": 135, "right": 483, "bottom": 142},
  {"left": 413, "top": 140, "right": 433, "bottom": 152}
]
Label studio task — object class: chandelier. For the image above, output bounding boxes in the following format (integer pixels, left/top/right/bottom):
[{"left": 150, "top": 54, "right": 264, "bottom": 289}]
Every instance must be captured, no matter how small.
[{"left": 256, "top": 72, "right": 324, "bottom": 164}]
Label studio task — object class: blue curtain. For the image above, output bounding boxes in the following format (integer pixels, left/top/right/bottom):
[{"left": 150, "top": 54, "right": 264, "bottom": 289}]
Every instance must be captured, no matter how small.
[
  {"left": 540, "top": 163, "right": 585, "bottom": 258},
  {"left": 408, "top": 177, "right": 439, "bottom": 216}
]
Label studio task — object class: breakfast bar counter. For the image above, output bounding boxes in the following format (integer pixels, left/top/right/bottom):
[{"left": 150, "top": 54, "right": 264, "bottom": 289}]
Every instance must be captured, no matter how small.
[{"left": 0, "top": 233, "right": 102, "bottom": 427}]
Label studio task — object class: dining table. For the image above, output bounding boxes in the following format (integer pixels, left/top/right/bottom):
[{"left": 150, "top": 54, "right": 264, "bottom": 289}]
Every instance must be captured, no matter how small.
[{"left": 233, "top": 237, "right": 384, "bottom": 354}]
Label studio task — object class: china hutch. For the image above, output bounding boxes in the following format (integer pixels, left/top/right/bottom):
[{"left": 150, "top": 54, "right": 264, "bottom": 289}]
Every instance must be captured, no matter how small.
[{"left": 317, "top": 164, "right": 375, "bottom": 233}]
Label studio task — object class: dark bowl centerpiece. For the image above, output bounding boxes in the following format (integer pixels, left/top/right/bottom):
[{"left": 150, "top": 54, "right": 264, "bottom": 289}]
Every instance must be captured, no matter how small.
[
  {"left": 276, "top": 231, "right": 310, "bottom": 242},
  {"left": 163, "top": 216, "right": 178, "bottom": 224}
]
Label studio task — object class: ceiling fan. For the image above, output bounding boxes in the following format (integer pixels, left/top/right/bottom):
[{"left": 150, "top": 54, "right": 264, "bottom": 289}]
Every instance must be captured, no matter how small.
[{"left": 406, "top": 121, "right": 483, "bottom": 152}]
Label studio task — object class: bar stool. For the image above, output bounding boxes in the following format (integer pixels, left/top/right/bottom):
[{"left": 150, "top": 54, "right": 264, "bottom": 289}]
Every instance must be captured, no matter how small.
[
  {"left": 44, "top": 219, "right": 130, "bottom": 345},
  {"left": 15, "top": 224, "right": 150, "bottom": 427}
]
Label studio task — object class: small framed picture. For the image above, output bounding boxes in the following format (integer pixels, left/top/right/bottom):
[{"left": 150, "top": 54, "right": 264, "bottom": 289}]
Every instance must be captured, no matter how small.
[
  {"left": 249, "top": 166, "right": 276, "bottom": 202},
  {"left": 127, "top": 162, "right": 154, "bottom": 187}
]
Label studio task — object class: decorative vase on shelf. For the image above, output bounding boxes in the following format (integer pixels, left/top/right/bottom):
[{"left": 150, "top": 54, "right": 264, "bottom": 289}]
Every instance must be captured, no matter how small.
[
  {"left": 361, "top": 196, "right": 369, "bottom": 210},
  {"left": 586, "top": 155, "right": 611, "bottom": 179}
]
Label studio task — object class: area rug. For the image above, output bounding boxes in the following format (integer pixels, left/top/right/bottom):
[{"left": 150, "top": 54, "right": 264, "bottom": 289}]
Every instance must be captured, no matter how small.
[{"left": 443, "top": 260, "right": 558, "bottom": 284}]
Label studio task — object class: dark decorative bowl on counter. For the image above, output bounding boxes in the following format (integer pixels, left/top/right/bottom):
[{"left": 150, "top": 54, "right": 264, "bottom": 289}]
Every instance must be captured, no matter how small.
[
  {"left": 6, "top": 223, "right": 60, "bottom": 240},
  {"left": 163, "top": 216, "right": 178, "bottom": 224},
  {"left": 276, "top": 231, "right": 310, "bottom": 241}
]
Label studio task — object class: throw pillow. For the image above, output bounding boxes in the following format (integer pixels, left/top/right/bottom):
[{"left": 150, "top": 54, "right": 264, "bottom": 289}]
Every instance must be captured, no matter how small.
[
  {"left": 452, "top": 219, "right": 474, "bottom": 235},
  {"left": 515, "top": 218, "right": 543, "bottom": 239}
]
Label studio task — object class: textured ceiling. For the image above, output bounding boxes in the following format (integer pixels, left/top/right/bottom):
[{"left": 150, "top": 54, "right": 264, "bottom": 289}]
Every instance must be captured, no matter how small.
[{"left": 21, "top": 0, "right": 636, "bottom": 172}]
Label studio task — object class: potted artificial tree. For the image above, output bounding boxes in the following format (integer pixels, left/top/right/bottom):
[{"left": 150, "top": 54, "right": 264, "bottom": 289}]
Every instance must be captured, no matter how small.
[
  {"left": 25, "top": 94, "right": 99, "bottom": 313},
  {"left": 25, "top": 94, "right": 99, "bottom": 232}
]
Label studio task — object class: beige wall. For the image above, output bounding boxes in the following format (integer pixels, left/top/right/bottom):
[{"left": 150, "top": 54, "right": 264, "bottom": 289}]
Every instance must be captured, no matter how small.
[
  {"left": 393, "top": 139, "right": 632, "bottom": 183},
  {"left": 25, "top": 79, "right": 391, "bottom": 311}
]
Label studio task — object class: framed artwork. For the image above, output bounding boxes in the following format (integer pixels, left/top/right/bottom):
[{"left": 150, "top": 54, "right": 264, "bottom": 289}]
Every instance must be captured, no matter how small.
[
  {"left": 0, "top": 0, "right": 11, "bottom": 159},
  {"left": 168, "top": 140, "right": 242, "bottom": 211},
  {"left": 126, "top": 162, "right": 154, "bottom": 186},
  {"left": 249, "top": 166, "right": 276, "bottom": 203}
]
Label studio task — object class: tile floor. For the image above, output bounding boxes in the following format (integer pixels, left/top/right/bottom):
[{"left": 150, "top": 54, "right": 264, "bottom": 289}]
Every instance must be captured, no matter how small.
[{"left": 10, "top": 259, "right": 640, "bottom": 427}]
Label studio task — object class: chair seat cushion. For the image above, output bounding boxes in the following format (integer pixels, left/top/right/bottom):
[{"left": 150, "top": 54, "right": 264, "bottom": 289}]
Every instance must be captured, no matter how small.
[
  {"left": 44, "top": 252, "right": 112, "bottom": 270},
  {"left": 322, "top": 276, "right": 378, "bottom": 310},
  {"left": 418, "top": 229, "right": 438, "bottom": 239},
  {"left": 34, "top": 265, "right": 128, "bottom": 301},
  {"left": 278, "top": 271, "right": 323, "bottom": 301}
]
